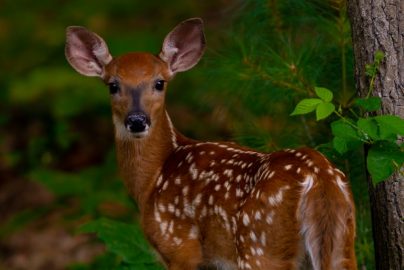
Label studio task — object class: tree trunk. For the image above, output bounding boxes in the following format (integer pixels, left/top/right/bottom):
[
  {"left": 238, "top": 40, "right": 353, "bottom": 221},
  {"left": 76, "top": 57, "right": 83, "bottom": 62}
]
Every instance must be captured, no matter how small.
[{"left": 347, "top": 0, "right": 404, "bottom": 269}]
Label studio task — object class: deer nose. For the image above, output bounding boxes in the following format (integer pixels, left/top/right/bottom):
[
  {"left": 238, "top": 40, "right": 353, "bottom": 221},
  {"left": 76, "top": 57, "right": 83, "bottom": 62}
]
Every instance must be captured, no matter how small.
[{"left": 125, "top": 112, "right": 150, "bottom": 134}]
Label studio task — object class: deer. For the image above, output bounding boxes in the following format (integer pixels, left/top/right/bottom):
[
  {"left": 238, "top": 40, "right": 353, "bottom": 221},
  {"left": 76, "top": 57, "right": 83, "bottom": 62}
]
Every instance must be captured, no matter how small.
[{"left": 65, "top": 18, "right": 357, "bottom": 270}]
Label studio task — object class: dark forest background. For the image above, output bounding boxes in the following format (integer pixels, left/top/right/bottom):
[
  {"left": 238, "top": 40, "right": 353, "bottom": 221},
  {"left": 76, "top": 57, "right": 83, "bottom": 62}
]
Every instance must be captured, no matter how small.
[{"left": 0, "top": 0, "right": 374, "bottom": 269}]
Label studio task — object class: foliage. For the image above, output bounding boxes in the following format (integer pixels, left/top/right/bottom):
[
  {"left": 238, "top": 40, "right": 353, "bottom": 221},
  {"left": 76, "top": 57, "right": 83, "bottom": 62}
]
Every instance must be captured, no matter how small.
[
  {"left": 28, "top": 151, "right": 135, "bottom": 215},
  {"left": 290, "top": 87, "right": 335, "bottom": 120},
  {"left": 291, "top": 51, "right": 404, "bottom": 184},
  {"left": 77, "top": 218, "right": 163, "bottom": 270}
]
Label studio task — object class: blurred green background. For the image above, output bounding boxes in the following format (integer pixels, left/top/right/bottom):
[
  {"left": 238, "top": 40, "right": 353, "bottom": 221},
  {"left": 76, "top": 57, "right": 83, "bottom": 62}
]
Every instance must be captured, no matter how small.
[{"left": 0, "top": 0, "right": 374, "bottom": 269}]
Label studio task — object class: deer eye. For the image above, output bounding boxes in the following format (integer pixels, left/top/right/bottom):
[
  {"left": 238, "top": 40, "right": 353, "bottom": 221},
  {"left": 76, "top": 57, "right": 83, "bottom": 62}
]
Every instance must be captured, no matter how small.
[
  {"left": 155, "top": 80, "right": 165, "bottom": 91},
  {"left": 108, "top": 82, "right": 120, "bottom": 95}
]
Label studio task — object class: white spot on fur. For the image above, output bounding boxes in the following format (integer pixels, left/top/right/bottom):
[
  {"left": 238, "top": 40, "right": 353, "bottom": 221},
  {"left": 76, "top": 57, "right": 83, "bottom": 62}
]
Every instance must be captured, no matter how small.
[
  {"left": 193, "top": 193, "right": 202, "bottom": 206},
  {"left": 250, "top": 231, "right": 257, "bottom": 242},
  {"left": 189, "top": 225, "right": 198, "bottom": 239},
  {"left": 173, "top": 236, "right": 182, "bottom": 246},
  {"left": 243, "top": 213, "right": 250, "bottom": 226},
  {"left": 224, "top": 169, "right": 233, "bottom": 178},
  {"left": 284, "top": 164, "right": 292, "bottom": 170},
  {"left": 156, "top": 175, "right": 163, "bottom": 187},
  {"left": 162, "top": 180, "right": 169, "bottom": 190},
  {"left": 209, "top": 195, "right": 214, "bottom": 205},
  {"left": 301, "top": 174, "right": 314, "bottom": 194},
  {"left": 200, "top": 206, "right": 207, "bottom": 218},
  {"left": 260, "top": 232, "right": 266, "bottom": 246},
  {"left": 189, "top": 163, "right": 198, "bottom": 180},
  {"left": 185, "top": 152, "right": 193, "bottom": 163},
  {"left": 168, "top": 220, "right": 174, "bottom": 233},
  {"left": 184, "top": 201, "right": 195, "bottom": 218},
  {"left": 236, "top": 189, "right": 244, "bottom": 198},
  {"left": 266, "top": 211, "right": 274, "bottom": 224},
  {"left": 154, "top": 206, "right": 161, "bottom": 222},
  {"left": 250, "top": 247, "right": 256, "bottom": 256},
  {"left": 174, "top": 177, "right": 181, "bottom": 185},
  {"left": 165, "top": 111, "right": 178, "bottom": 148},
  {"left": 306, "top": 159, "right": 314, "bottom": 167},
  {"left": 158, "top": 203, "right": 166, "bottom": 213},
  {"left": 182, "top": 186, "right": 189, "bottom": 196},
  {"left": 268, "top": 186, "right": 289, "bottom": 206},
  {"left": 335, "top": 168, "right": 346, "bottom": 177},
  {"left": 336, "top": 175, "right": 349, "bottom": 200},
  {"left": 168, "top": 203, "right": 175, "bottom": 213},
  {"left": 160, "top": 221, "right": 167, "bottom": 234}
]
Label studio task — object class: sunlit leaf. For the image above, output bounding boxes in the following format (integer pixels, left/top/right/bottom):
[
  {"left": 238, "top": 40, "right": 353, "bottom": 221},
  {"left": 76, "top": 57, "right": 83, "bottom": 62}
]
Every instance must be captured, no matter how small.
[
  {"left": 314, "top": 87, "right": 333, "bottom": 102},
  {"left": 316, "top": 102, "right": 335, "bottom": 120},
  {"left": 290, "top": 98, "right": 322, "bottom": 116}
]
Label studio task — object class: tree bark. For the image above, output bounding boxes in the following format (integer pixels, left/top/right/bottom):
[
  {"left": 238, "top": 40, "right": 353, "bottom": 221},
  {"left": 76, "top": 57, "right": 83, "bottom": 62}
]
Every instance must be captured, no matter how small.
[{"left": 347, "top": 0, "right": 404, "bottom": 269}]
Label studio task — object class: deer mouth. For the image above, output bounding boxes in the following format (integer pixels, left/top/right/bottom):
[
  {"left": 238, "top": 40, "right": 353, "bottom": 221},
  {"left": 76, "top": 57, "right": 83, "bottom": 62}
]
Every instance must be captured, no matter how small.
[{"left": 130, "top": 126, "right": 150, "bottom": 138}]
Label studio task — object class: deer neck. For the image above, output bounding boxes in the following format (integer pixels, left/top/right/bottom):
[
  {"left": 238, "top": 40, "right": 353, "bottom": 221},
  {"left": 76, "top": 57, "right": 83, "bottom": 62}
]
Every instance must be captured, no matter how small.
[{"left": 114, "top": 109, "right": 178, "bottom": 210}]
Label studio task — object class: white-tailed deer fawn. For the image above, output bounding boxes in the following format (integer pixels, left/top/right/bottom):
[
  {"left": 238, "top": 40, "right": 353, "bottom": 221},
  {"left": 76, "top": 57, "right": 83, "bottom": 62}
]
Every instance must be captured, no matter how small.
[{"left": 65, "top": 18, "right": 357, "bottom": 270}]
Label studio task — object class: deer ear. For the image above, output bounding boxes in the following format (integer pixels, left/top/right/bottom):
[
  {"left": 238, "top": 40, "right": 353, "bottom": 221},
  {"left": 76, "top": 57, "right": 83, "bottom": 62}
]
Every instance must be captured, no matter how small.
[
  {"left": 159, "top": 18, "right": 206, "bottom": 75},
  {"left": 65, "top": 26, "right": 112, "bottom": 78}
]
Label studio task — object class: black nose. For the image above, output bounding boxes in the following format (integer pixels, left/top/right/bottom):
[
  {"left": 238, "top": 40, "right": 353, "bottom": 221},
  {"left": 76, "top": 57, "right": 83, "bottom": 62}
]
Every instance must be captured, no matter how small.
[{"left": 125, "top": 112, "right": 150, "bottom": 133}]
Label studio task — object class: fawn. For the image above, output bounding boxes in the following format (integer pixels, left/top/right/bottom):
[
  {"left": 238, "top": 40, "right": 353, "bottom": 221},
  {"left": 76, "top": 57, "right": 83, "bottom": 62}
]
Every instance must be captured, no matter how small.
[{"left": 65, "top": 18, "right": 357, "bottom": 270}]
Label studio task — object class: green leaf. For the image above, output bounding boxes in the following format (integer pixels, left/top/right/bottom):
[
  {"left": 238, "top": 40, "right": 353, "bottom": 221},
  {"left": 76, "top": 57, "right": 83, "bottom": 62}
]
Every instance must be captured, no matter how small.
[
  {"left": 365, "top": 64, "right": 376, "bottom": 77},
  {"left": 30, "top": 169, "right": 93, "bottom": 197},
  {"left": 374, "top": 50, "right": 385, "bottom": 62},
  {"left": 367, "top": 141, "right": 404, "bottom": 184},
  {"left": 374, "top": 115, "right": 404, "bottom": 140},
  {"left": 80, "top": 218, "right": 162, "bottom": 267},
  {"left": 355, "top": 97, "right": 381, "bottom": 112},
  {"left": 331, "top": 119, "right": 361, "bottom": 140},
  {"left": 357, "top": 118, "right": 379, "bottom": 141},
  {"left": 316, "top": 102, "right": 335, "bottom": 120},
  {"left": 333, "top": 136, "right": 349, "bottom": 154},
  {"left": 290, "top": 98, "right": 322, "bottom": 116},
  {"left": 331, "top": 120, "right": 363, "bottom": 153},
  {"left": 314, "top": 87, "right": 333, "bottom": 102},
  {"left": 30, "top": 167, "right": 134, "bottom": 215}
]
